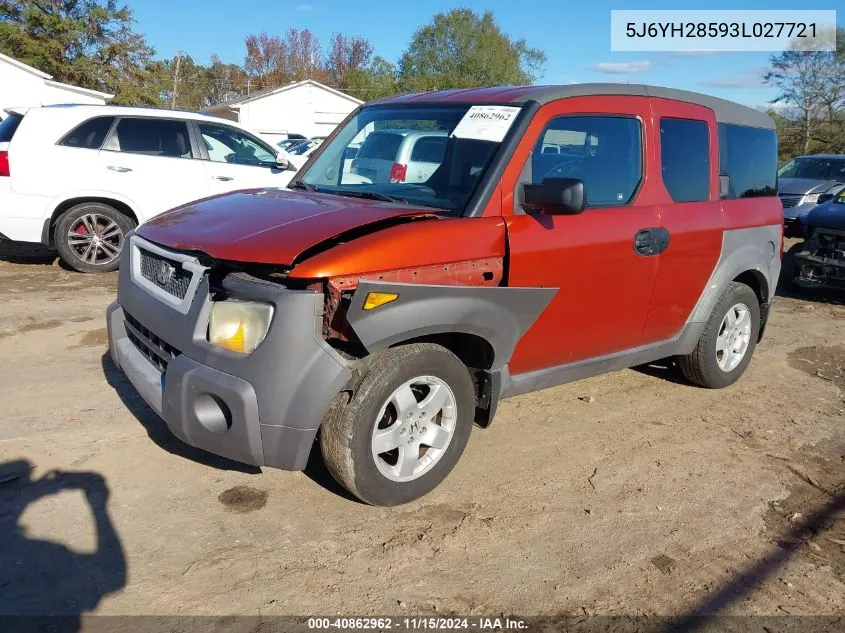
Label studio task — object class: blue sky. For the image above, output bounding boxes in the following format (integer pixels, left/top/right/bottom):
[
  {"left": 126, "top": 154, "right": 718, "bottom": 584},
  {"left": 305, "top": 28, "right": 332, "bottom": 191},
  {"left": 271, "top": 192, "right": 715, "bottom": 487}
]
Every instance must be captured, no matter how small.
[{"left": 130, "top": 0, "right": 841, "bottom": 108}]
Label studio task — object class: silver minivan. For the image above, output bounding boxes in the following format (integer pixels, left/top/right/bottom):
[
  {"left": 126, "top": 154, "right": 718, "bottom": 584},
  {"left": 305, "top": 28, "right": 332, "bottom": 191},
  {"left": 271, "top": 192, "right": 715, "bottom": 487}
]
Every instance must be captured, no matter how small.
[{"left": 351, "top": 129, "right": 448, "bottom": 184}]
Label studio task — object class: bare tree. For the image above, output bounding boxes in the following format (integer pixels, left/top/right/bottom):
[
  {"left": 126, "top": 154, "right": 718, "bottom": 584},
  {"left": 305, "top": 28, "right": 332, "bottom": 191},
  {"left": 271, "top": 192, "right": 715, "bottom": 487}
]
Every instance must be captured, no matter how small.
[{"left": 764, "top": 31, "right": 845, "bottom": 154}]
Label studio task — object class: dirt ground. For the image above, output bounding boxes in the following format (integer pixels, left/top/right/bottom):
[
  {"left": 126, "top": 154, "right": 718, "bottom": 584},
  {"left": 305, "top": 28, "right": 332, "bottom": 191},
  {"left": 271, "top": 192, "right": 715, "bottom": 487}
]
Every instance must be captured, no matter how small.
[{"left": 1, "top": 239, "right": 844, "bottom": 625}]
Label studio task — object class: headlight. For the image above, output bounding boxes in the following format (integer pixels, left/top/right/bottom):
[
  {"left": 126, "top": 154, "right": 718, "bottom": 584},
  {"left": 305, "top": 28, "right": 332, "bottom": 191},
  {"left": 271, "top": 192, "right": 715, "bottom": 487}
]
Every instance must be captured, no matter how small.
[
  {"left": 801, "top": 193, "right": 820, "bottom": 205},
  {"left": 208, "top": 300, "right": 273, "bottom": 354}
]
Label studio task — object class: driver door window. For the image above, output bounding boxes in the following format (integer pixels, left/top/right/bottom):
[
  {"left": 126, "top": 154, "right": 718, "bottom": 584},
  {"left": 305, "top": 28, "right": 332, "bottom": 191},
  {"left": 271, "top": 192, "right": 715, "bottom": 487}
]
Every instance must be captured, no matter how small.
[
  {"left": 530, "top": 116, "right": 642, "bottom": 208},
  {"left": 197, "top": 123, "right": 276, "bottom": 167}
]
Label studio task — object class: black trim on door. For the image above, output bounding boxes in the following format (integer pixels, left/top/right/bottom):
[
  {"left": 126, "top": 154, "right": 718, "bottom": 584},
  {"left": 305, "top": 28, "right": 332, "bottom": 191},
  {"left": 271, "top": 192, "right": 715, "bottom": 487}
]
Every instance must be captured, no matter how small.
[{"left": 633, "top": 227, "right": 670, "bottom": 256}]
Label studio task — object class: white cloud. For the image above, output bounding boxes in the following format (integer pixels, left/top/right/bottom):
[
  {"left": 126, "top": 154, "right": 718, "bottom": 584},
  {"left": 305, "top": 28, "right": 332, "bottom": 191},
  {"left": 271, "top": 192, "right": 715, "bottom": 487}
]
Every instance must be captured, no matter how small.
[
  {"left": 749, "top": 102, "right": 792, "bottom": 115},
  {"left": 592, "top": 60, "right": 652, "bottom": 74}
]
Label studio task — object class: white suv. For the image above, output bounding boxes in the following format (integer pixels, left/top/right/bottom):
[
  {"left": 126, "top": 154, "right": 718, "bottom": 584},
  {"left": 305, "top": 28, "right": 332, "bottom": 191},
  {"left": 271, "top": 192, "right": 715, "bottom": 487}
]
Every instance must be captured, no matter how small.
[{"left": 0, "top": 105, "right": 298, "bottom": 272}]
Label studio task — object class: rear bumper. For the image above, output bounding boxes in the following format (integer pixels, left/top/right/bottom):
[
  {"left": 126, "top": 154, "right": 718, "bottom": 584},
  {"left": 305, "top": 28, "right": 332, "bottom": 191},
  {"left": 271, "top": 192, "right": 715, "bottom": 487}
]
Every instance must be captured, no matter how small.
[{"left": 106, "top": 238, "right": 352, "bottom": 470}]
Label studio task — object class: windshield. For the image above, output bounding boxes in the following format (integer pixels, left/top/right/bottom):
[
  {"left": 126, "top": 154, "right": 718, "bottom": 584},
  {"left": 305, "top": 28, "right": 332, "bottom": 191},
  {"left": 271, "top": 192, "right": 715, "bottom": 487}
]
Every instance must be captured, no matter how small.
[
  {"left": 778, "top": 157, "right": 845, "bottom": 181},
  {"left": 297, "top": 104, "right": 521, "bottom": 214}
]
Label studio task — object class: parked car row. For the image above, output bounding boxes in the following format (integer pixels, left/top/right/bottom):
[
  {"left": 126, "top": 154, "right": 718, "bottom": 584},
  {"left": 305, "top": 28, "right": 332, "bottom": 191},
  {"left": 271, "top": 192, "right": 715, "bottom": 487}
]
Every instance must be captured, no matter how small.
[{"left": 0, "top": 105, "right": 299, "bottom": 272}]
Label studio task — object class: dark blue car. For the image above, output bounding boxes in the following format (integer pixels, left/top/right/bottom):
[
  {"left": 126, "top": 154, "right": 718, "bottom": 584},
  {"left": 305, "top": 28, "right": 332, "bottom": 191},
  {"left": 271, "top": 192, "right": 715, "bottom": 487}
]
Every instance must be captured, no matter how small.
[{"left": 793, "top": 189, "right": 845, "bottom": 290}]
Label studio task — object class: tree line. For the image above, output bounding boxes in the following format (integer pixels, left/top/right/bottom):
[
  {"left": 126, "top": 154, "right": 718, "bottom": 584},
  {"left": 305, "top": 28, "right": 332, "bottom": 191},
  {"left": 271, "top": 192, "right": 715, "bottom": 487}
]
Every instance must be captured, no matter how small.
[
  {"left": 2, "top": 0, "right": 842, "bottom": 164},
  {"left": 764, "top": 28, "right": 845, "bottom": 163},
  {"left": 0, "top": 1, "right": 545, "bottom": 110}
]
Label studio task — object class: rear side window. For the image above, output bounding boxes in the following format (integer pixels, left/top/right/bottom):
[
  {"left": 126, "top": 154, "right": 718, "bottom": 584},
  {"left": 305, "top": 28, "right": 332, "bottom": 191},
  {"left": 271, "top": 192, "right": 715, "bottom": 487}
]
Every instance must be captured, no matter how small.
[
  {"left": 660, "top": 118, "right": 710, "bottom": 203},
  {"left": 59, "top": 116, "right": 115, "bottom": 149},
  {"left": 410, "top": 136, "right": 447, "bottom": 163},
  {"left": 719, "top": 124, "right": 777, "bottom": 198},
  {"left": 531, "top": 115, "right": 642, "bottom": 208},
  {"left": 0, "top": 113, "right": 23, "bottom": 142},
  {"left": 359, "top": 132, "right": 403, "bottom": 160},
  {"left": 112, "top": 118, "right": 193, "bottom": 158}
]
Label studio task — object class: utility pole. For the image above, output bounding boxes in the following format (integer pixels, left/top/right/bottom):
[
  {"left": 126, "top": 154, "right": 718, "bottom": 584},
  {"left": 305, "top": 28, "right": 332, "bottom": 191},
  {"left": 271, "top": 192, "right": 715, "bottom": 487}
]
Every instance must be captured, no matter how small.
[{"left": 171, "top": 50, "right": 182, "bottom": 109}]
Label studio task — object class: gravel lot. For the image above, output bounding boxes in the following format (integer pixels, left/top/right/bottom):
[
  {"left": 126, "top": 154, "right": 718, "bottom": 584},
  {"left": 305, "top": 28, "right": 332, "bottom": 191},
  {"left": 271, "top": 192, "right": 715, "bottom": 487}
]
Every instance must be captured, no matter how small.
[{"left": 1, "top": 239, "right": 844, "bottom": 624}]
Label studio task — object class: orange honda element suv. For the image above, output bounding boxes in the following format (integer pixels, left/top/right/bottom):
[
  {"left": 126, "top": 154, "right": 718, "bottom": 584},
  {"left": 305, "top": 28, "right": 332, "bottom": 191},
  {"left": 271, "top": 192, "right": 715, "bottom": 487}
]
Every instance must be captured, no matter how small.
[{"left": 107, "top": 84, "right": 781, "bottom": 505}]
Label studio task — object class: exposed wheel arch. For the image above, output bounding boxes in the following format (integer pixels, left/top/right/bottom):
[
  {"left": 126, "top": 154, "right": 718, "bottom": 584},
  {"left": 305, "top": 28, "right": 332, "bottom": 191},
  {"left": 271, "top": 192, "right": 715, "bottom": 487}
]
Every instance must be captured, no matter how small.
[
  {"left": 733, "top": 269, "right": 768, "bottom": 308},
  {"left": 384, "top": 333, "right": 499, "bottom": 429}
]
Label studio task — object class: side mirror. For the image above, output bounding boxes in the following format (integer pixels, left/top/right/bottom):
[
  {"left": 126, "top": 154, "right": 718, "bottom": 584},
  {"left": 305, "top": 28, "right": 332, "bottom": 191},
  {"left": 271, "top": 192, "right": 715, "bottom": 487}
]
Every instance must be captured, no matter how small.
[
  {"left": 817, "top": 192, "right": 834, "bottom": 205},
  {"left": 523, "top": 178, "right": 585, "bottom": 214},
  {"left": 275, "top": 155, "right": 290, "bottom": 171}
]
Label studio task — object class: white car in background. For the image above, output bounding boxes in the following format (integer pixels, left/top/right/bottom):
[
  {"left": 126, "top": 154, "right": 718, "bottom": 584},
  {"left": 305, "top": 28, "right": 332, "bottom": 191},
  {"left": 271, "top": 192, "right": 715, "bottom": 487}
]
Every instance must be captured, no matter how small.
[
  {"left": 278, "top": 138, "right": 324, "bottom": 170},
  {"left": 0, "top": 104, "right": 297, "bottom": 272}
]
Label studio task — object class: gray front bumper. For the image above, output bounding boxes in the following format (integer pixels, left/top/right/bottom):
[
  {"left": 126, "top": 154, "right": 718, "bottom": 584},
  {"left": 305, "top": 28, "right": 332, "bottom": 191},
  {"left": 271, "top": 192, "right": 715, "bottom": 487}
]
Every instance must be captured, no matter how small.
[{"left": 106, "top": 245, "right": 352, "bottom": 471}]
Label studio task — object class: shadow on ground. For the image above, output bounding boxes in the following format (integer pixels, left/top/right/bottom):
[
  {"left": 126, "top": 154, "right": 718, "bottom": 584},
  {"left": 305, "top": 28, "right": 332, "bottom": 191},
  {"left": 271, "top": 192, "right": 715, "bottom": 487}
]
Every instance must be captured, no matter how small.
[
  {"left": 0, "top": 459, "right": 126, "bottom": 633},
  {"left": 0, "top": 241, "right": 57, "bottom": 266},
  {"left": 656, "top": 488, "right": 845, "bottom": 633}
]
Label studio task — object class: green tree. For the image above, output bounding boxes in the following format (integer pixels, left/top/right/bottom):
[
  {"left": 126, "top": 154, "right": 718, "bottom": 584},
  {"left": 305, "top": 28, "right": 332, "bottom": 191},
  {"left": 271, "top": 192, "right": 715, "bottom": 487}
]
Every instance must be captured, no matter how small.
[
  {"left": 159, "top": 54, "right": 216, "bottom": 111},
  {"left": 342, "top": 56, "right": 398, "bottom": 101},
  {"left": 397, "top": 8, "right": 546, "bottom": 92},
  {"left": 0, "top": 0, "right": 161, "bottom": 104}
]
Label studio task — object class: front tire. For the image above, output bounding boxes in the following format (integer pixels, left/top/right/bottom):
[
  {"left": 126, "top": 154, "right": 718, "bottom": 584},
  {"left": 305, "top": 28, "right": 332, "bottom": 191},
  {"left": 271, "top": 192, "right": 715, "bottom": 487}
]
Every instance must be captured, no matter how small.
[
  {"left": 320, "top": 343, "right": 475, "bottom": 506},
  {"left": 54, "top": 202, "right": 135, "bottom": 273},
  {"left": 678, "top": 281, "right": 760, "bottom": 389}
]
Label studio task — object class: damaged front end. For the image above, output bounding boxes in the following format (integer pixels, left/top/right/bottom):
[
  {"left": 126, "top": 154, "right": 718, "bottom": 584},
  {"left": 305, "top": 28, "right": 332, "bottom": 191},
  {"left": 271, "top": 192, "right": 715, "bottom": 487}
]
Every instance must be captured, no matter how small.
[{"left": 794, "top": 228, "right": 845, "bottom": 290}]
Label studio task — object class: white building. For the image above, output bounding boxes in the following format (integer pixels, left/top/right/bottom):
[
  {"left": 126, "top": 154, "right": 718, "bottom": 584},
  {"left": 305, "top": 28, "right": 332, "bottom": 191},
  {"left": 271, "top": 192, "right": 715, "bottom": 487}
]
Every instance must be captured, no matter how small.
[
  {"left": 203, "top": 79, "right": 362, "bottom": 143},
  {"left": 0, "top": 52, "right": 113, "bottom": 118}
]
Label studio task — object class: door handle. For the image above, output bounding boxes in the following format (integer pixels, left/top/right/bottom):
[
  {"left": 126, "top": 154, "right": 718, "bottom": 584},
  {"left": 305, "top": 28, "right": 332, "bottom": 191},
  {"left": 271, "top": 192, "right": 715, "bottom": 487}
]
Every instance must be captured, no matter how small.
[
  {"left": 213, "top": 176, "right": 234, "bottom": 182},
  {"left": 107, "top": 165, "right": 132, "bottom": 173},
  {"left": 634, "top": 228, "right": 670, "bottom": 256}
]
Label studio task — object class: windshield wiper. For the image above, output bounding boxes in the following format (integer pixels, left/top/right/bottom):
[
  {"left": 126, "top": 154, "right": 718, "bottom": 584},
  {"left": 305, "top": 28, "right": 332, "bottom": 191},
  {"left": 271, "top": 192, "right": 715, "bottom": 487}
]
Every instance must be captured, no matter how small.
[
  {"left": 333, "top": 190, "right": 408, "bottom": 204},
  {"left": 290, "top": 181, "right": 320, "bottom": 192}
]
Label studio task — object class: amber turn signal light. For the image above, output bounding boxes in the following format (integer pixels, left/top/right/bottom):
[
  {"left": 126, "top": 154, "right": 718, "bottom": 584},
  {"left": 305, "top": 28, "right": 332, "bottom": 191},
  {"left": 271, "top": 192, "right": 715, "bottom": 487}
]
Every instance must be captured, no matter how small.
[{"left": 363, "top": 292, "right": 399, "bottom": 311}]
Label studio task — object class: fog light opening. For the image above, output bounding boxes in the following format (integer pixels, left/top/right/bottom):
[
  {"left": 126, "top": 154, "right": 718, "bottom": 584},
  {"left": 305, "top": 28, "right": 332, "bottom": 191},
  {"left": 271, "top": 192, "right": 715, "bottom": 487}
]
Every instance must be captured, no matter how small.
[{"left": 194, "top": 393, "right": 233, "bottom": 433}]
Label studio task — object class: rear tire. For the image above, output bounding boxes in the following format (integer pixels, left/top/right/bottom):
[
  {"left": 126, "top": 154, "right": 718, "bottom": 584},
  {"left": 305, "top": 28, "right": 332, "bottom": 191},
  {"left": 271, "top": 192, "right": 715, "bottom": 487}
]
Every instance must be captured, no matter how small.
[
  {"left": 320, "top": 343, "right": 475, "bottom": 506},
  {"left": 679, "top": 281, "right": 760, "bottom": 389},
  {"left": 54, "top": 202, "right": 134, "bottom": 273}
]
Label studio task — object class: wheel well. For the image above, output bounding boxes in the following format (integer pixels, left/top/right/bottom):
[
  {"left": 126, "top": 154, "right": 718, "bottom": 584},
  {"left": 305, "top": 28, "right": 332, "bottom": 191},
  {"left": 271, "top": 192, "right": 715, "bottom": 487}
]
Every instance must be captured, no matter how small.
[
  {"left": 732, "top": 270, "right": 768, "bottom": 307},
  {"left": 47, "top": 197, "right": 138, "bottom": 248},
  {"left": 395, "top": 332, "right": 495, "bottom": 371},
  {"left": 390, "top": 332, "right": 496, "bottom": 428}
]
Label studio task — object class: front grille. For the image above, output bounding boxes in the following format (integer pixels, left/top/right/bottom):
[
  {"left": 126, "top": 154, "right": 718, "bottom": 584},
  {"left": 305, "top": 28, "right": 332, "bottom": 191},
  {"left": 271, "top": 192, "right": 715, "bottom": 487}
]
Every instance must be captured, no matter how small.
[
  {"left": 139, "top": 248, "right": 192, "bottom": 299},
  {"left": 124, "top": 311, "right": 181, "bottom": 373},
  {"left": 780, "top": 195, "right": 800, "bottom": 208}
]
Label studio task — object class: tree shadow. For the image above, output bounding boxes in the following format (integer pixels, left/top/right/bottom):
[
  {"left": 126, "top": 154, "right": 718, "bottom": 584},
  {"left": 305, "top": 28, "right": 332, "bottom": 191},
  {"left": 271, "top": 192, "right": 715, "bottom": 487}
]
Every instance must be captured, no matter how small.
[
  {"left": 657, "top": 489, "right": 845, "bottom": 633},
  {"left": 100, "top": 353, "right": 260, "bottom": 474},
  {"left": 0, "top": 459, "right": 126, "bottom": 633}
]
